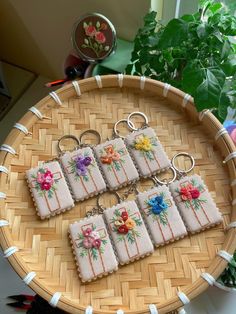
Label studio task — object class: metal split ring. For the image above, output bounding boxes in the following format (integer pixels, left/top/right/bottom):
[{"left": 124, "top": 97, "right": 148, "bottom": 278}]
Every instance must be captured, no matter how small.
[
  {"left": 127, "top": 111, "right": 149, "bottom": 131},
  {"left": 153, "top": 167, "right": 177, "bottom": 185},
  {"left": 79, "top": 129, "right": 101, "bottom": 146},
  {"left": 113, "top": 119, "right": 135, "bottom": 139},
  {"left": 57, "top": 135, "right": 80, "bottom": 153},
  {"left": 171, "top": 152, "right": 195, "bottom": 174}
]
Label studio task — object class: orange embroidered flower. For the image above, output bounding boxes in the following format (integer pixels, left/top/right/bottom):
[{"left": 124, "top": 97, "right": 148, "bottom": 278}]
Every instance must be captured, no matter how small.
[
  {"left": 180, "top": 184, "right": 200, "bottom": 201},
  {"left": 100, "top": 146, "right": 120, "bottom": 164},
  {"left": 125, "top": 218, "right": 136, "bottom": 230}
]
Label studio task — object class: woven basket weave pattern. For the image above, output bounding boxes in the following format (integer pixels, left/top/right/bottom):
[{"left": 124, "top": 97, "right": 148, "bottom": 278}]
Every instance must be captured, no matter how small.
[{"left": 0, "top": 75, "right": 236, "bottom": 314}]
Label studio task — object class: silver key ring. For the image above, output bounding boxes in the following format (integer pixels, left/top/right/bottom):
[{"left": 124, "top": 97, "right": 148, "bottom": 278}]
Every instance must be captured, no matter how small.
[
  {"left": 97, "top": 191, "right": 121, "bottom": 211},
  {"left": 171, "top": 152, "right": 195, "bottom": 174},
  {"left": 113, "top": 119, "right": 135, "bottom": 139},
  {"left": 153, "top": 167, "right": 177, "bottom": 185},
  {"left": 57, "top": 135, "right": 80, "bottom": 153},
  {"left": 127, "top": 111, "right": 149, "bottom": 131},
  {"left": 79, "top": 129, "right": 101, "bottom": 146}
]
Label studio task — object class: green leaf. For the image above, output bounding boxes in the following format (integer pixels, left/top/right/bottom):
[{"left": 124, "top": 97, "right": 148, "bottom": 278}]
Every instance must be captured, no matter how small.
[
  {"left": 221, "top": 40, "right": 231, "bottom": 60},
  {"left": 159, "top": 19, "right": 188, "bottom": 49},
  {"left": 208, "top": 2, "right": 222, "bottom": 14},
  {"left": 84, "top": 38, "right": 89, "bottom": 45},
  {"left": 96, "top": 21, "right": 100, "bottom": 28},
  {"left": 221, "top": 55, "right": 236, "bottom": 76},
  {"left": 194, "top": 68, "right": 225, "bottom": 110},
  {"left": 83, "top": 22, "right": 88, "bottom": 29},
  {"left": 182, "top": 62, "right": 205, "bottom": 95}
]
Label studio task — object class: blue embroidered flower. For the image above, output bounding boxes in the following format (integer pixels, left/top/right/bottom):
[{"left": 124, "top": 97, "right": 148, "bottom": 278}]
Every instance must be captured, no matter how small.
[{"left": 147, "top": 195, "right": 168, "bottom": 215}]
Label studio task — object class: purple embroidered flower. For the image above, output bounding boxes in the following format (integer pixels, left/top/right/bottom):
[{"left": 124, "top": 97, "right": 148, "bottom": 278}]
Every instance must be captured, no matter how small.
[{"left": 75, "top": 155, "right": 92, "bottom": 176}]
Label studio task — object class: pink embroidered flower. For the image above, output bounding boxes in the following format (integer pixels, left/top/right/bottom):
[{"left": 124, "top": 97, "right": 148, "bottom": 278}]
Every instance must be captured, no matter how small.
[
  {"left": 36, "top": 172, "right": 45, "bottom": 184},
  {"left": 90, "top": 230, "right": 100, "bottom": 240},
  {"left": 95, "top": 31, "right": 106, "bottom": 44},
  {"left": 83, "top": 237, "right": 93, "bottom": 249},
  {"left": 92, "top": 238, "right": 101, "bottom": 249},
  {"left": 85, "top": 25, "right": 96, "bottom": 37},
  {"left": 44, "top": 170, "right": 54, "bottom": 185},
  {"left": 83, "top": 227, "right": 92, "bottom": 237},
  {"left": 40, "top": 181, "right": 51, "bottom": 191},
  {"left": 190, "top": 188, "right": 200, "bottom": 199}
]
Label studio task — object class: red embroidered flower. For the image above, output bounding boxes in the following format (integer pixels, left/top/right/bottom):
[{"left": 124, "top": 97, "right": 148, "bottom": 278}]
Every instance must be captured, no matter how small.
[
  {"left": 40, "top": 181, "right": 51, "bottom": 191},
  {"left": 92, "top": 238, "right": 102, "bottom": 249},
  {"left": 121, "top": 211, "right": 129, "bottom": 221},
  {"left": 85, "top": 25, "right": 96, "bottom": 37},
  {"left": 95, "top": 31, "right": 106, "bottom": 44},
  {"left": 117, "top": 224, "right": 129, "bottom": 234},
  {"left": 180, "top": 184, "right": 200, "bottom": 201},
  {"left": 190, "top": 188, "right": 200, "bottom": 199},
  {"left": 83, "top": 227, "right": 92, "bottom": 237}
]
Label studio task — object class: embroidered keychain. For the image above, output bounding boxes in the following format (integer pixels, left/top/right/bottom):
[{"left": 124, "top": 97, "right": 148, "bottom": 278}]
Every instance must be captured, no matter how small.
[
  {"left": 58, "top": 132, "right": 106, "bottom": 202},
  {"left": 26, "top": 160, "right": 74, "bottom": 219},
  {"left": 94, "top": 120, "right": 139, "bottom": 190},
  {"left": 169, "top": 152, "right": 223, "bottom": 233},
  {"left": 136, "top": 169, "right": 187, "bottom": 247},
  {"left": 101, "top": 191, "right": 154, "bottom": 265},
  {"left": 69, "top": 196, "right": 118, "bottom": 282},
  {"left": 125, "top": 111, "right": 171, "bottom": 178}
]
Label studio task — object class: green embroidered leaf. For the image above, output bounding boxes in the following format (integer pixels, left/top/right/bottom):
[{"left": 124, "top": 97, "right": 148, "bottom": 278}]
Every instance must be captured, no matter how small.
[{"left": 91, "top": 248, "right": 98, "bottom": 260}]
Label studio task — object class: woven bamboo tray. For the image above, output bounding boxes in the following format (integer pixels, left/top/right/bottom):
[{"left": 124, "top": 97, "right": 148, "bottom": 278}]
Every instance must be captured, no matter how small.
[{"left": 0, "top": 75, "right": 236, "bottom": 314}]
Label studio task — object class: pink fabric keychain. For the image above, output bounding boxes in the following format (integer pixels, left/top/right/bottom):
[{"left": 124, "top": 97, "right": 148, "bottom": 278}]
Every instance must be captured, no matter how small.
[{"left": 169, "top": 152, "right": 223, "bottom": 233}]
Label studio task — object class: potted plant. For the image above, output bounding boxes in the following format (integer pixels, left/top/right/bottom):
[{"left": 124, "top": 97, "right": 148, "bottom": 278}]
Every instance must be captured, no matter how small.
[
  {"left": 216, "top": 250, "right": 236, "bottom": 291},
  {"left": 126, "top": 0, "right": 236, "bottom": 123}
]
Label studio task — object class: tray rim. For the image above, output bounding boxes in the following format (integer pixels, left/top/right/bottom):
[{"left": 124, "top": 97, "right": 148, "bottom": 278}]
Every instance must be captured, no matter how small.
[{"left": 0, "top": 74, "right": 236, "bottom": 314}]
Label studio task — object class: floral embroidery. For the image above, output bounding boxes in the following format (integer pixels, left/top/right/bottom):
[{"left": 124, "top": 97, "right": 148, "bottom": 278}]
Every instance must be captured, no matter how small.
[
  {"left": 176, "top": 179, "right": 206, "bottom": 210},
  {"left": 82, "top": 21, "right": 110, "bottom": 57},
  {"left": 146, "top": 193, "right": 169, "bottom": 225},
  {"left": 111, "top": 209, "right": 142, "bottom": 244},
  {"left": 132, "top": 134, "right": 157, "bottom": 161},
  {"left": 100, "top": 146, "right": 125, "bottom": 171},
  {"left": 76, "top": 226, "right": 107, "bottom": 260},
  {"left": 31, "top": 167, "right": 59, "bottom": 198},
  {"left": 68, "top": 152, "right": 94, "bottom": 182}
]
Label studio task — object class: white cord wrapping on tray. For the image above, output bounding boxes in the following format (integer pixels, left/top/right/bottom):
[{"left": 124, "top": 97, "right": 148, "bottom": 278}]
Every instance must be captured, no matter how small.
[
  {"left": 0, "top": 192, "right": 6, "bottom": 199},
  {"left": 199, "top": 109, "right": 210, "bottom": 121},
  {"left": 0, "top": 165, "right": 9, "bottom": 174},
  {"left": 178, "top": 308, "right": 187, "bottom": 314},
  {"left": 72, "top": 80, "right": 81, "bottom": 96},
  {"left": 85, "top": 306, "right": 93, "bottom": 314},
  {"left": 28, "top": 106, "right": 43, "bottom": 119},
  {"left": 201, "top": 272, "right": 216, "bottom": 286},
  {"left": 116, "top": 310, "right": 124, "bottom": 314},
  {"left": 95, "top": 75, "right": 102, "bottom": 88},
  {"left": 215, "top": 127, "right": 228, "bottom": 141},
  {"left": 226, "top": 222, "right": 236, "bottom": 230},
  {"left": 232, "top": 199, "right": 236, "bottom": 206},
  {"left": 177, "top": 291, "right": 190, "bottom": 305},
  {"left": 23, "top": 272, "right": 36, "bottom": 285},
  {"left": 223, "top": 152, "right": 236, "bottom": 163},
  {"left": 117, "top": 73, "right": 124, "bottom": 88},
  {"left": 13, "top": 123, "right": 32, "bottom": 135},
  {"left": 163, "top": 83, "right": 171, "bottom": 97},
  {"left": 49, "top": 292, "right": 62, "bottom": 307},
  {"left": 49, "top": 92, "right": 63, "bottom": 106},
  {"left": 217, "top": 250, "right": 233, "bottom": 262},
  {"left": 4, "top": 246, "right": 19, "bottom": 258},
  {"left": 0, "top": 144, "right": 16, "bottom": 155},
  {"left": 182, "top": 93, "right": 191, "bottom": 108},
  {"left": 149, "top": 303, "right": 158, "bottom": 313},
  {"left": 140, "top": 76, "right": 146, "bottom": 90},
  {"left": 0, "top": 220, "right": 9, "bottom": 227}
]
